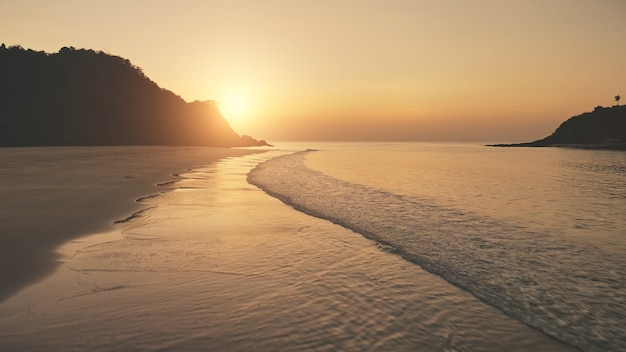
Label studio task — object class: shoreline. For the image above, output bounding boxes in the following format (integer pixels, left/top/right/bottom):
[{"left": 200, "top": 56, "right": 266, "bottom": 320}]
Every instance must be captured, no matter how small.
[
  {"left": 0, "top": 149, "right": 577, "bottom": 351},
  {"left": 0, "top": 146, "right": 264, "bottom": 303},
  {"left": 487, "top": 142, "right": 626, "bottom": 151}
]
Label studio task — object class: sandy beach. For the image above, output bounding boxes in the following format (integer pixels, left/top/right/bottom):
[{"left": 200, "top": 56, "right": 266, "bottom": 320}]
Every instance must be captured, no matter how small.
[
  {"left": 0, "top": 146, "right": 261, "bottom": 303},
  {"left": 0, "top": 147, "right": 578, "bottom": 351}
]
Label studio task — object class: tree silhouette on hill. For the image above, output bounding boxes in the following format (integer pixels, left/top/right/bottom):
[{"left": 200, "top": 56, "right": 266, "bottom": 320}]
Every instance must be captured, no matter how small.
[{"left": 0, "top": 44, "right": 268, "bottom": 147}]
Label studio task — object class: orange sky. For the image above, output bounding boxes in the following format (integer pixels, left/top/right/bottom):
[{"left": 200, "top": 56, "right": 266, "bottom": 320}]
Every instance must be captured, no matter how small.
[{"left": 2, "top": 0, "right": 625, "bottom": 142}]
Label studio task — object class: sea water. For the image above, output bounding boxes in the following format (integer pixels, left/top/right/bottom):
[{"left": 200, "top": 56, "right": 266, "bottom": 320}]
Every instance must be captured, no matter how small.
[
  {"left": 0, "top": 143, "right": 623, "bottom": 351},
  {"left": 249, "top": 142, "right": 626, "bottom": 352}
]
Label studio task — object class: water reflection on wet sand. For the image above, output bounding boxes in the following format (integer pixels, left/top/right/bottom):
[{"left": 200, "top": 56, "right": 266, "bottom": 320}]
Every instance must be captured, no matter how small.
[{"left": 0, "top": 152, "right": 575, "bottom": 351}]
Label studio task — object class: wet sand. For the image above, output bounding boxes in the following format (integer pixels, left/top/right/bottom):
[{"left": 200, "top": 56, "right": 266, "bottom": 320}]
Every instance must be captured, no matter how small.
[
  {"left": 0, "top": 146, "right": 262, "bottom": 302},
  {"left": 0, "top": 150, "right": 577, "bottom": 351}
]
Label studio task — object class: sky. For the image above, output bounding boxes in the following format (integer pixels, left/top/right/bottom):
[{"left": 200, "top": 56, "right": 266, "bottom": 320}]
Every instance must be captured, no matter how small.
[{"left": 2, "top": 0, "right": 625, "bottom": 142}]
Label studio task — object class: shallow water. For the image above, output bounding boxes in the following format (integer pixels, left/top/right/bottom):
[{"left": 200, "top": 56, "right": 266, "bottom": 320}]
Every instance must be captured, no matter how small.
[
  {"left": 0, "top": 149, "right": 575, "bottom": 351},
  {"left": 249, "top": 142, "right": 626, "bottom": 351}
]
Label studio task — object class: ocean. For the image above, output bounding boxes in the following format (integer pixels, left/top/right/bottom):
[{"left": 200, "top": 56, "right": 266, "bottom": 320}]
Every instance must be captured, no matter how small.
[
  {"left": 249, "top": 142, "right": 626, "bottom": 352},
  {"left": 0, "top": 142, "right": 623, "bottom": 351}
]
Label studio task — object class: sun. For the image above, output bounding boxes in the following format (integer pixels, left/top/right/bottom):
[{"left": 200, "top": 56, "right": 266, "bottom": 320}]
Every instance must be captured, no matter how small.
[
  {"left": 219, "top": 91, "right": 251, "bottom": 127},
  {"left": 223, "top": 95, "right": 248, "bottom": 117}
]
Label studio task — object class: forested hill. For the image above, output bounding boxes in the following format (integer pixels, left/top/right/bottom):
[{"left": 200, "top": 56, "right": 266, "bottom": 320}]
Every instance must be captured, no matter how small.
[
  {"left": 491, "top": 105, "right": 626, "bottom": 149},
  {"left": 0, "top": 45, "right": 268, "bottom": 147}
]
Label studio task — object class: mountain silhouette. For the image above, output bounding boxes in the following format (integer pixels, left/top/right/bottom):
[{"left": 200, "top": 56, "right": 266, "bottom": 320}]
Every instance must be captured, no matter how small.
[
  {"left": 0, "top": 44, "right": 269, "bottom": 147},
  {"left": 491, "top": 105, "right": 626, "bottom": 149}
]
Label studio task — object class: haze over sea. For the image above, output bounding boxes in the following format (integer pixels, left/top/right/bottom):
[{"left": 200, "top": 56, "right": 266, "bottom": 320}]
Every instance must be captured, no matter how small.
[{"left": 1, "top": 142, "right": 624, "bottom": 351}]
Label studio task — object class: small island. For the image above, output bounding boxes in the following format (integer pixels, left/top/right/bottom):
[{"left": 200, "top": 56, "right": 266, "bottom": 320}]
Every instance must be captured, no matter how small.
[
  {"left": 490, "top": 103, "right": 626, "bottom": 150},
  {"left": 0, "top": 45, "right": 269, "bottom": 147}
]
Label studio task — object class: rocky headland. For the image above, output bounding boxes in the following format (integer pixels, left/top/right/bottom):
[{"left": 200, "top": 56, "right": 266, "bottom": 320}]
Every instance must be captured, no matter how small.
[
  {"left": 490, "top": 105, "right": 626, "bottom": 150},
  {"left": 0, "top": 45, "right": 269, "bottom": 147}
]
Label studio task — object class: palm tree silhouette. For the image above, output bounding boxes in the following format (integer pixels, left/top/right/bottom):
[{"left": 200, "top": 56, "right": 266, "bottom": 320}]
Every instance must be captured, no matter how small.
[{"left": 616, "top": 95, "right": 621, "bottom": 106}]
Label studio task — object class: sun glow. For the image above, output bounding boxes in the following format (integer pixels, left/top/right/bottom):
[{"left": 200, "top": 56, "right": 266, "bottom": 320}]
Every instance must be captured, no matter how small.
[
  {"left": 223, "top": 95, "right": 248, "bottom": 117},
  {"left": 217, "top": 91, "right": 254, "bottom": 132}
]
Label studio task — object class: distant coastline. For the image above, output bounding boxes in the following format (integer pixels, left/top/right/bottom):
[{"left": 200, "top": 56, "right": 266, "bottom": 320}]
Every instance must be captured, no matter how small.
[
  {"left": 0, "top": 45, "right": 269, "bottom": 147},
  {"left": 489, "top": 105, "right": 626, "bottom": 150},
  {"left": 489, "top": 142, "right": 626, "bottom": 151}
]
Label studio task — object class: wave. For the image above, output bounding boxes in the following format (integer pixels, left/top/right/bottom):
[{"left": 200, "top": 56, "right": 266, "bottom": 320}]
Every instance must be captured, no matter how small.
[{"left": 248, "top": 151, "right": 626, "bottom": 352}]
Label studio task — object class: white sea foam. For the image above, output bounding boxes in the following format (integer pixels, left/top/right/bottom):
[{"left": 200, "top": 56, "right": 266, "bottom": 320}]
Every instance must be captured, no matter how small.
[
  {"left": 248, "top": 144, "right": 626, "bottom": 352},
  {"left": 0, "top": 148, "right": 576, "bottom": 351}
]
